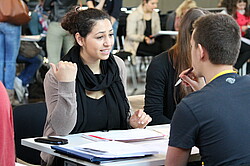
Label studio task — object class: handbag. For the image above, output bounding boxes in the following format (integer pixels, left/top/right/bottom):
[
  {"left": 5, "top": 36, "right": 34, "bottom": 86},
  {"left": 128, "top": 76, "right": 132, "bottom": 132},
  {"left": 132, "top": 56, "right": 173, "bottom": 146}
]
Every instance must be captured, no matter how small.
[
  {"left": 0, "top": 0, "right": 31, "bottom": 25},
  {"left": 19, "top": 41, "right": 41, "bottom": 58}
]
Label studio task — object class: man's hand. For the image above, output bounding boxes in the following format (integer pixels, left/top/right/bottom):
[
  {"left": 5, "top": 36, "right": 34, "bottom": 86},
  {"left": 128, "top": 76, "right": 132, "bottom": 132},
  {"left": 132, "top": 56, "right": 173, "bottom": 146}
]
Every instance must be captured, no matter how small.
[{"left": 179, "top": 68, "right": 206, "bottom": 91}]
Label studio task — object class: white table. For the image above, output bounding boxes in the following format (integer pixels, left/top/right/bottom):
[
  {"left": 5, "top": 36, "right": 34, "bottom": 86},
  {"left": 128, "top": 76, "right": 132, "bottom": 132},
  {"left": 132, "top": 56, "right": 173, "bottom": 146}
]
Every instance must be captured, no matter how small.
[{"left": 22, "top": 124, "right": 200, "bottom": 166}]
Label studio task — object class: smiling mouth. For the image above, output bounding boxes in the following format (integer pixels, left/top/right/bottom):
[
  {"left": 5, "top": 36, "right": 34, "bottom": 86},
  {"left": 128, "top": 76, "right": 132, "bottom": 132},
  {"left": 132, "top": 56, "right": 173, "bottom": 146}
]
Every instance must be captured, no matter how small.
[
  {"left": 101, "top": 49, "right": 110, "bottom": 53},
  {"left": 100, "top": 49, "right": 110, "bottom": 55}
]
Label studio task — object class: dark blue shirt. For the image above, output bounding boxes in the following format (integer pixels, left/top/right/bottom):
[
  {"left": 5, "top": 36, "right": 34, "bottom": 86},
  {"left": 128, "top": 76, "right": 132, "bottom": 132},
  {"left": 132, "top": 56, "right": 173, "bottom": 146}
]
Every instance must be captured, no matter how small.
[{"left": 169, "top": 73, "right": 250, "bottom": 166}]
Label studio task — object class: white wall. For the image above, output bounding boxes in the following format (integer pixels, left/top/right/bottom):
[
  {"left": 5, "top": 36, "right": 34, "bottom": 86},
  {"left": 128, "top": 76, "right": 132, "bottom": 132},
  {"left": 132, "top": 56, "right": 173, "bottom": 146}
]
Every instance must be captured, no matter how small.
[{"left": 123, "top": 0, "right": 224, "bottom": 13}]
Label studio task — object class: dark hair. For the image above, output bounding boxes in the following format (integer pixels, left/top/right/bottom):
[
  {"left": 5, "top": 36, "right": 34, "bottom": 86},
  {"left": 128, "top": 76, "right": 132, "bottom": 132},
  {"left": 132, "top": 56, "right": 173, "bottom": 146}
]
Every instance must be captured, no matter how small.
[
  {"left": 220, "top": 0, "right": 237, "bottom": 15},
  {"left": 220, "top": 0, "right": 249, "bottom": 17},
  {"left": 193, "top": 14, "right": 241, "bottom": 65},
  {"left": 237, "top": 0, "right": 249, "bottom": 17},
  {"left": 168, "top": 8, "right": 210, "bottom": 101},
  {"left": 143, "top": 0, "right": 150, "bottom": 4},
  {"left": 61, "top": 8, "right": 111, "bottom": 39}
]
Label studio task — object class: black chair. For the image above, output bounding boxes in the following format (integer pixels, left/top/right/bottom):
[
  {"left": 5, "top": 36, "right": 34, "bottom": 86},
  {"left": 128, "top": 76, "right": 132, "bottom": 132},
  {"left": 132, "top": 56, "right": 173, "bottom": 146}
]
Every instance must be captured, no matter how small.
[
  {"left": 114, "top": 11, "right": 138, "bottom": 94},
  {"left": 13, "top": 102, "right": 47, "bottom": 164}
]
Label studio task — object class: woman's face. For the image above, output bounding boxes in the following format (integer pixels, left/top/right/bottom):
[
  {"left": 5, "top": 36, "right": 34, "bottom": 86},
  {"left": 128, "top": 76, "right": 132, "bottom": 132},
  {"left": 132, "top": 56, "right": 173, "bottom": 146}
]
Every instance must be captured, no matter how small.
[
  {"left": 82, "top": 19, "right": 114, "bottom": 62},
  {"left": 144, "top": 0, "right": 158, "bottom": 13},
  {"left": 237, "top": 1, "right": 246, "bottom": 10}
]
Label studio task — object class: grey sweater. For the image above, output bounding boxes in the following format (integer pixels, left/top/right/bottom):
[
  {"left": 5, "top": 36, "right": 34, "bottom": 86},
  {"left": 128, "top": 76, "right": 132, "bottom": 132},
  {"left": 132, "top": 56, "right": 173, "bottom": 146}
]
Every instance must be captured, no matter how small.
[{"left": 41, "top": 55, "right": 127, "bottom": 165}]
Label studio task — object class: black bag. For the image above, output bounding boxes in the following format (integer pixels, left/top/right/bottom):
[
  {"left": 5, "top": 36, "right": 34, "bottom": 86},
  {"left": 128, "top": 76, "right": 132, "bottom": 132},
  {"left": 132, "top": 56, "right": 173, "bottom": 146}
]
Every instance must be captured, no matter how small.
[{"left": 19, "top": 41, "right": 41, "bottom": 58}]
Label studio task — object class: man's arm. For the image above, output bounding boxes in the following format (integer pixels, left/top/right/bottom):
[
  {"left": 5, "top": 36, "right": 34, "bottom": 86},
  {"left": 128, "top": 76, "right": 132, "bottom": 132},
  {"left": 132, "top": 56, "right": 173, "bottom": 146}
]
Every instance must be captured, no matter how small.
[{"left": 165, "top": 146, "right": 191, "bottom": 166}]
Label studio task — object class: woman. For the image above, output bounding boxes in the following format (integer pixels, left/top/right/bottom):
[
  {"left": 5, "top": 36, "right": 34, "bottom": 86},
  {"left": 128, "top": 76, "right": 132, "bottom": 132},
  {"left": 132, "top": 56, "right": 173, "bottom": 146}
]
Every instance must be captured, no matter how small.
[
  {"left": 0, "top": 21, "right": 21, "bottom": 104},
  {"left": 43, "top": 0, "right": 77, "bottom": 64},
  {"left": 0, "top": 81, "right": 15, "bottom": 165},
  {"left": 41, "top": 8, "right": 151, "bottom": 165},
  {"left": 220, "top": 0, "right": 250, "bottom": 73},
  {"left": 164, "top": 0, "right": 197, "bottom": 53},
  {"left": 144, "top": 8, "right": 209, "bottom": 125},
  {"left": 124, "top": 0, "right": 163, "bottom": 64},
  {"left": 166, "top": 0, "right": 197, "bottom": 32},
  {"left": 230, "top": 0, "right": 249, "bottom": 36}
]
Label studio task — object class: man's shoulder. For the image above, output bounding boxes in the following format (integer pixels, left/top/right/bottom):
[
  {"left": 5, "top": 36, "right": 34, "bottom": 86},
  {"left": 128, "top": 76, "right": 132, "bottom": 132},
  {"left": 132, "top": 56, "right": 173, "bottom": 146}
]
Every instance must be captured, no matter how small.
[{"left": 181, "top": 74, "right": 250, "bottom": 108}]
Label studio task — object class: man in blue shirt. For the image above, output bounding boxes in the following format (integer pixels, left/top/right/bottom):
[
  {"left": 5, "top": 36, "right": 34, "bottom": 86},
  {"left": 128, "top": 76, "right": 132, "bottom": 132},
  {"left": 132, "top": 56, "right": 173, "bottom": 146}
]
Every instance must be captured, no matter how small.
[{"left": 166, "top": 14, "right": 250, "bottom": 166}]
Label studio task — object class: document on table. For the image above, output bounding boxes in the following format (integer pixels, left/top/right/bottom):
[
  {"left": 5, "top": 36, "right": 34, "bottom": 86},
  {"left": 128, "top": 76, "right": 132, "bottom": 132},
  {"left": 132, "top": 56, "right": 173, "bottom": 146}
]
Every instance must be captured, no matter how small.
[
  {"left": 82, "top": 128, "right": 166, "bottom": 142},
  {"left": 51, "top": 141, "right": 158, "bottom": 163}
]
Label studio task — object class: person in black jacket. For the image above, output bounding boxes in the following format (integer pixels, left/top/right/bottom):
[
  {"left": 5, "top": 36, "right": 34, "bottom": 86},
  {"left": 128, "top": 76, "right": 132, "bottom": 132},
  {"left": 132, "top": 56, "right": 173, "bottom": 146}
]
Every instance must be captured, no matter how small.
[
  {"left": 43, "top": 0, "right": 77, "bottom": 64},
  {"left": 144, "top": 8, "right": 209, "bottom": 125},
  {"left": 86, "top": 0, "right": 122, "bottom": 43}
]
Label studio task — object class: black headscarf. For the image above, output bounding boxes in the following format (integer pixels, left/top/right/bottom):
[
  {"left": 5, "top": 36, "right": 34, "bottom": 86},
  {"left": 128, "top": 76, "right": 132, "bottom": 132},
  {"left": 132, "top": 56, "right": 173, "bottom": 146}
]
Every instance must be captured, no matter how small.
[{"left": 62, "top": 46, "right": 130, "bottom": 133}]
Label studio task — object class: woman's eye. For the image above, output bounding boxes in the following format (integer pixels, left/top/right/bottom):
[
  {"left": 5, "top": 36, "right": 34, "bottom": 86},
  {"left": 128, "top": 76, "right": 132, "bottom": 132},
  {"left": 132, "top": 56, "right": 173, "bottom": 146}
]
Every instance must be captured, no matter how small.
[
  {"left": 96, "top": 36, "right": 103, "bottom": 39},
  {"left": 109, "top": 33, "right": 114, "bottom": 37}
]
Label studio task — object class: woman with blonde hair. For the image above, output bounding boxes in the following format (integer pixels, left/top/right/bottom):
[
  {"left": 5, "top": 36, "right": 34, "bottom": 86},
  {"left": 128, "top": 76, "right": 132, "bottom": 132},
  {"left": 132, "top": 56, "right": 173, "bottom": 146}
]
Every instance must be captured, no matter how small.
[
  {"left": 169, "top": 0, "right": 197, "bottom": 31},
  {"left": 165, "top": 0, "right": 197, "bottom": 50}
]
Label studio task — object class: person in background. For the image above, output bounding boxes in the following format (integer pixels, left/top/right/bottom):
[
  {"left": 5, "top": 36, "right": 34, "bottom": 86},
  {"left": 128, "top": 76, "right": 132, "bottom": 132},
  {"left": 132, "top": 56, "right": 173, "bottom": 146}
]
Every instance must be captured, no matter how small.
[
  {"left": 14, "top": 48, "right": 44, "bottom": 103},
  {"left": 41, "top": 8, "right": 152, "bottom": 166},
  {"left": 164, "top": 0, "right": 197, "bottom": 51},
  {"left": 29, "top": 0, "right": 49, "bottom": 36},
  {"left": 86, "top": 0, "right": 122, "bottom": 45},
  {"left": 0, "top": 17, "right": 21, "bottom": 104},
  {"left": 0, "top": 81, "right": 15, "bottom": 165},
  {"left": 235, "top": 0, "right": 250, "bottom": 36},
  {"left": 166, "top": 13, "right": 250, "bottom": 166},
  {"left": 43, "top": 0, "right": 77, "bottom": 64},
  {"left": 124, "top": 0, "right": 163, "bottom": 64},
  {"left": 144, "top": 8, "right": 209, "bottom": 125},
  {"left": 166, "top": 0, "right": 197, "bottom": 32},
  {"left": 220, "top": 0, "right": 250, "bottom": 73}
]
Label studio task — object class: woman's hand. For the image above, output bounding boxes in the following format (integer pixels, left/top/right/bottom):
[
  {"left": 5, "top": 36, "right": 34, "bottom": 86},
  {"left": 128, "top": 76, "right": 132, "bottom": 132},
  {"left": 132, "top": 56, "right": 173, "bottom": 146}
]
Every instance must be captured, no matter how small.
[
  {"left": 129, "top": 109, "right": 152, "bottom": 128},
  {"left": 179, "top": 68, "right": 206, "bottom": 91},
  {"left": 242, "top": 25, "right": 248, "bottom": 32},
  {"left": 144, "top": 36, "right": 155, "bottom": 45},
  {"left": 50, "top": 61, "right": 77, "bottom": 82}
]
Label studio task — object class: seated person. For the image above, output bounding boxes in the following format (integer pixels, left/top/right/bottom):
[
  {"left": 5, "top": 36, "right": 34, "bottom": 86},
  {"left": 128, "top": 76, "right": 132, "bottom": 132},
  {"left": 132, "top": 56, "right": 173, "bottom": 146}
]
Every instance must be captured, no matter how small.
[
  {"left": 28, "top": 0, "right": 49, "bottom": 36},
  {"left": 234, "top": 0, "right": 250, "bottom": 37},
  {"left": 234, "top": 0, "right": 250, "bottom": 72},
  {"left": 144, "top": 8, "right": 209, "bottom": 125},
  {"left": 14, "top": 42, "right": 43, "bottom": 102},
  {"left": 220, "top": 0, "right": 250, "bottom": 73},
  {"left": 166, "top": 14, "right": 250, "bottom": 166},
  {"left": 124, "top": 0, "right": 164, "bottom": 64},
  {"left": 0, "top": 81, "right": 15, "bottom": 165},
  {"left": 165, "top": 0, "right": 197, "bottom": 50},
  {"left": 41, "top": 8, "right": 152, "bottom": 166},
  {"left": 166, "top": 0, "right": 197, "bottom": 31}
]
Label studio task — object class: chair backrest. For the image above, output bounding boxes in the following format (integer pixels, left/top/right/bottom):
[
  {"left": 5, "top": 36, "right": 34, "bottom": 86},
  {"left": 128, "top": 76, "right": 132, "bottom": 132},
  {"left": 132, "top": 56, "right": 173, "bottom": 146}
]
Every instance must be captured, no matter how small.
[{"left": 13, "top": 102, "right": 47, "bottom": 164}]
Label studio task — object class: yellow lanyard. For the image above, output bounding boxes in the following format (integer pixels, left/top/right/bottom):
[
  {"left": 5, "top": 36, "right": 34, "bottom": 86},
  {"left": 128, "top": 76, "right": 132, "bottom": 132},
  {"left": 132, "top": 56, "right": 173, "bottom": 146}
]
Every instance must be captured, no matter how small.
[{"left": 209, "top": 70, "right": 237, "bottom": 83}]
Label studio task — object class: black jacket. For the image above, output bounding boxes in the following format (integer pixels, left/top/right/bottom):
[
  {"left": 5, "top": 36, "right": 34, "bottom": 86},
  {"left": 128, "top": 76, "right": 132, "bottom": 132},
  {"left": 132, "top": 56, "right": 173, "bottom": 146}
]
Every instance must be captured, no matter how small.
[{"left": 43, "top": 0, "right": 77, "bottom": 22}]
